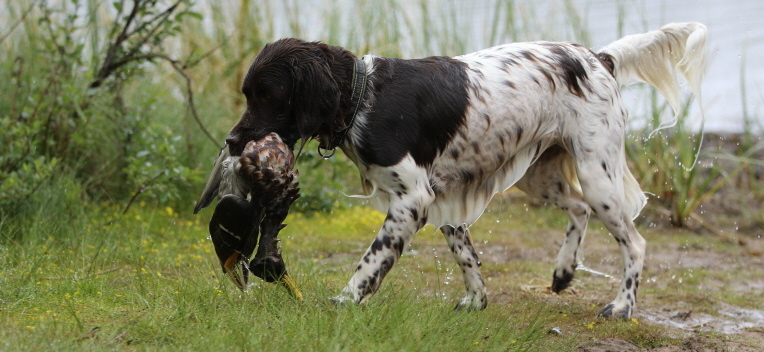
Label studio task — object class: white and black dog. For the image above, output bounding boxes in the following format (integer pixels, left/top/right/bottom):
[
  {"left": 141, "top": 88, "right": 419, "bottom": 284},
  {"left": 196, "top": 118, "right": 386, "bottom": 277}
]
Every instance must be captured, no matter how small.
[{"left": 200, "top": 23, "right": 706, "bottom": 318}]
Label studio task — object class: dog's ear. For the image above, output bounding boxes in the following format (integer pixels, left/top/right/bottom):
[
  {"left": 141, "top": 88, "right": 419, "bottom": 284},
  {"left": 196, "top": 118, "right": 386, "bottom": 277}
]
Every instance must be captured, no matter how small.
[{"left": 290, "top": 53, "right": 340, "bottom": 143}]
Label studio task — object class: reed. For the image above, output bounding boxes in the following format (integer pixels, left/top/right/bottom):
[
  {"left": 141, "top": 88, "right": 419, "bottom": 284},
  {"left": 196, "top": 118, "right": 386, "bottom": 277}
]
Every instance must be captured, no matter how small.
[{"left": 1, "top": 2, "right": 761, "bottom": 348}]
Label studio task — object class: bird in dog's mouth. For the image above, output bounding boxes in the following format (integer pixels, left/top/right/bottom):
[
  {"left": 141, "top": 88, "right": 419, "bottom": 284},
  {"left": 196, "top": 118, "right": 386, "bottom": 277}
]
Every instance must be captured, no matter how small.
[{"left": 194, "top": 132, "right": 302, "bottom": 300}]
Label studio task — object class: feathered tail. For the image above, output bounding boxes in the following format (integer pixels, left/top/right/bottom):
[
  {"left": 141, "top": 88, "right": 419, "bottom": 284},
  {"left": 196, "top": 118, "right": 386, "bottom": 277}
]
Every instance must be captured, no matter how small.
[
  {"left": 599, "top": 22, "right": 707, "bottom": 131},
  {"left": 597, "top": 22, "right": 707, "bottom": 219}
]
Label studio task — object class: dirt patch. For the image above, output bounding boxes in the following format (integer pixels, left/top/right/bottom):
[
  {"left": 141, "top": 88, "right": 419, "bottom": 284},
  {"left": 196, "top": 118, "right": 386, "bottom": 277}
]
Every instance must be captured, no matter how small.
[
  {"left": 472, "top": 166, "right": 764, "bottom": 351},
  {"left": 577, "top": 335, "right": 761, "bottom": 352}
]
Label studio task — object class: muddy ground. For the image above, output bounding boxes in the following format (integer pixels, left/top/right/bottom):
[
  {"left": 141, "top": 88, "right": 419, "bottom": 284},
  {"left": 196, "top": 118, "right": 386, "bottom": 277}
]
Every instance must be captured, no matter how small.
[
  {"left": 569, "top": 134, "right": 763, "bottom": 351},
  {"left": 312, "top": 133, "right": 764, "bottom": 351},
  {"left": 489, "top": 167, "right": 764, "bottom": 351},
  {"left": 462, "top": 181, "right": 764, "bottom": 351}
]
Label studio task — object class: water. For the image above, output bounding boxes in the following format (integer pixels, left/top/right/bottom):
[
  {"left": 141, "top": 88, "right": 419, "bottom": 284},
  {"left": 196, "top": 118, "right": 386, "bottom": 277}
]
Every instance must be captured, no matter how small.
[{"left": 580, "top": 0, "right": 764, "bottom": 133}]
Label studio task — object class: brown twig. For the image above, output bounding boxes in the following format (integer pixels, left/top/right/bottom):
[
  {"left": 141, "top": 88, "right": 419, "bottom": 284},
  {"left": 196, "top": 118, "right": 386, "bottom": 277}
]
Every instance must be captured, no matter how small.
[
  {"left": 148, "top": 53, "right": 219, "bottom": 146},
  {"left": 91, "top": 54, "right": 218, "bottom": 147},
  {"left": 122, "top": 170, "right": 166, "bottom": 214}
]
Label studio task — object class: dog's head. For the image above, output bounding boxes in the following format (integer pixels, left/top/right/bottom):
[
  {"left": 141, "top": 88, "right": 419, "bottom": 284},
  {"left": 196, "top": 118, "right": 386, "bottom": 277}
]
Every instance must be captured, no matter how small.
[{"left": 226, "top": 38, "right": 354, "bottom": 156}]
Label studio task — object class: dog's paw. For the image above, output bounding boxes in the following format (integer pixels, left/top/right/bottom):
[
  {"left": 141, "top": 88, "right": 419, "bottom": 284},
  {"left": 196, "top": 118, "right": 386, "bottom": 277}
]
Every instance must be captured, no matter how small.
[
  {"left": 551, "top": 268, "right": 575, "bottom": 293},
  {"left": 453, "top": 293, "right": 488, "bottom": 312},
  {"left": 329, "top": 291, "right": 357, "bottom": 307},
  {"left": 598, "top": 302, "right": 632, "bottom": 319}
]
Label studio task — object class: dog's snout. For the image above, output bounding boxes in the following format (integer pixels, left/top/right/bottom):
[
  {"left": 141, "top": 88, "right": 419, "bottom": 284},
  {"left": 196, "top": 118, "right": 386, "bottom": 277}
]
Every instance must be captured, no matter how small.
[{"left": 225, "top": 133, "right": 240, "bottom": 147}]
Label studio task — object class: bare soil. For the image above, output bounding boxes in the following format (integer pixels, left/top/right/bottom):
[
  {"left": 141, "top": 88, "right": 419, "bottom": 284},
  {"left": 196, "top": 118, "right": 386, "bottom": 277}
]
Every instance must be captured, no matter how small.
[
  {"left": 575, "top": 134, "right": 764, "bottom": 351},
  {"left": 498, "top": 168, "right": 764, "bottom": 351}
]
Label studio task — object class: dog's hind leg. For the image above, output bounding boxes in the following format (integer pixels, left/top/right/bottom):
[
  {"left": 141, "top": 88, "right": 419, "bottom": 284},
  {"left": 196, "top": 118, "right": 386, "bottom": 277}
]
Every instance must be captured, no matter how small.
[
  {"left": 441, "top": 225, "right": 487, "bottom": 310},
  {"left": 570, "top": 129, "right": 646, "bottom": 319},
  {"left": 516, "top": 146, "right": 591, "bottom": 293}
]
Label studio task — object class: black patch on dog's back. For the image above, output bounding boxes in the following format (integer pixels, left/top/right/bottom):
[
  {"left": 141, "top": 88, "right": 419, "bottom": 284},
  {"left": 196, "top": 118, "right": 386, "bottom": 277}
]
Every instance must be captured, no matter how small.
[
  {"left": 547, "top": 45, "right": 589, "bottom": 98},
  {"left": 357, "top": 57, "right": 469, "bottom": 167}
]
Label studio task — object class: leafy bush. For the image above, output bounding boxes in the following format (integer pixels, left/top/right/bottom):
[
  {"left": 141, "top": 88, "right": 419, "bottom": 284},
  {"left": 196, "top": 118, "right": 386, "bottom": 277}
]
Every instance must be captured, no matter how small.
[{"left": 1, "top": 0, "right": 205, "bottom": 215}]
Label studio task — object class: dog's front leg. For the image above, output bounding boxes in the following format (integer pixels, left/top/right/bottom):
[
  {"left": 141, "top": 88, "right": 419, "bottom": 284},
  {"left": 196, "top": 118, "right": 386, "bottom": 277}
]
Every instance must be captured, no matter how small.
[{"left": 333, "top": 162, "right": 433, "bottom": 305}]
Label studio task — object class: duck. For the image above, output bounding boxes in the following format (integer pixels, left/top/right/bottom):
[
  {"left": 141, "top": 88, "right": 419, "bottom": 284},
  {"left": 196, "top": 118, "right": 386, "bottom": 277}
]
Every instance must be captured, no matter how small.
[{"left": 196, "top": 133, "right": 302, "bottom": 300}]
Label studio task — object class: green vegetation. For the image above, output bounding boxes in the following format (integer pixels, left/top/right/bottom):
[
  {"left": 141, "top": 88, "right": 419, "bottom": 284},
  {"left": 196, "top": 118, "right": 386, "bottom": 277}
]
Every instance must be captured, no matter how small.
[
  {"left": 2, "top": 0, "right": 762, "bottom": 351},
  {"left": 0, "top": 199, "right": 670, "bottom": 351}
]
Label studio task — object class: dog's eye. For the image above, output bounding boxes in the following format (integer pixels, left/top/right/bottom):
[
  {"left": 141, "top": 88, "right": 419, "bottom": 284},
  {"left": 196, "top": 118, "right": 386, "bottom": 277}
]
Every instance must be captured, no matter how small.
[{"left": 256, "top": 84, "right": 287, "bottom": 104}]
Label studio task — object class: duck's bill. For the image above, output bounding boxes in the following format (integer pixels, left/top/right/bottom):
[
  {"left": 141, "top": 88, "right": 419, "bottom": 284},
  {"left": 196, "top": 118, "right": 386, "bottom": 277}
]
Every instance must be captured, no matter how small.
[
  {"left": 194, "top": 146, "right": 230, "bottom": 214},
  {"left": 222, "top": 252, "right": 248, "bottom": 290}
]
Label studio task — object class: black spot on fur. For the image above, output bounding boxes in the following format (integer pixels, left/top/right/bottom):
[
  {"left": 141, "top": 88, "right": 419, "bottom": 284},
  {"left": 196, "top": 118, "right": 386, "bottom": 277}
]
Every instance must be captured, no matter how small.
[
  {"left": 471, "top": 141, "right": 481, "bottom": 154},
  {"left": 501, "top": 57, "right": 518, "bottom": 67},
  {"left": 460, "top": 170, "right": 475, "bottom": 183},
  {"left": 450, "top": 149, "right": 460, "bottom": 160},
  {"left": 392, "top": 238, "right": 404, "bottom": 255},
  {"left": 381, "top": 234, "right": 393, "bottom": 248},
  {"left": 625, "top": 277, "right": 633, "bottom": 289},
  {"left": 409, "top": 208, "right": 419, "bottom": 221},
  {"left": 370, "top": 237, "right": 384, "bottom": 255},
  {"left": 520, "top": 50, "right": 538, "bottom": 62},
  {"left": 601, "top": 203, "right": 610, "bottom": 211},
  {"left": 537, "top": 67, "right": 556, "bottom": 91},
  {"left": 379, "top": 256, "right": 395, "bottom": 278},
  {"left": 598, "top": 303, "right": 615, "bottom": 317},
  {"left": 357, "top": 57, "right": 470, "bottom": 167},
  {"left": 549, "top": 46, "right": 589, "bottom": 98}
]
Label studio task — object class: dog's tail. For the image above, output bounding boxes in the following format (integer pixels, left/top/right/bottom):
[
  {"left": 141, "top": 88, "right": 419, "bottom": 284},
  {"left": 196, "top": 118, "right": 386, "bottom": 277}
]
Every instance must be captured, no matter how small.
[
  {"left": 599, "top": 22, "right": 707, "bottom": 131},
  {"left": 596, "top": 23, "right": 706, "bottom": 219}
]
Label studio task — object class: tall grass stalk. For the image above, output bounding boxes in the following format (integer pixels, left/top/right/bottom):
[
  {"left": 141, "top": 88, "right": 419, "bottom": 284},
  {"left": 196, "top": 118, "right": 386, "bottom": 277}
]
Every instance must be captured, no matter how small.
[{"left": 626, "top": 91, "right": 742, "bottom": 228}]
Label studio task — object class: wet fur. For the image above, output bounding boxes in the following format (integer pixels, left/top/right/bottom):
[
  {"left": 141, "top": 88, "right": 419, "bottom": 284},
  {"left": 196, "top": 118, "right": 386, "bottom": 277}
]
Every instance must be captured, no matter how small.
[{"left": 223, "top": 24, "right": 706, "bottom": 318}]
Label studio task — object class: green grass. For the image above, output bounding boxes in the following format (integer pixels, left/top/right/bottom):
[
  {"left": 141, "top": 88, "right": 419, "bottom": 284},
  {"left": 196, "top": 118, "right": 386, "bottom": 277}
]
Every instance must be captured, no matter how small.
[
  {"left": 1, "top": 201, "right": 553, "bottom": 351},
  {"left": 2, "top": 0, "right": 763, "bottom": 350},
  {"left": 9, "top": 191, "right": 757, "bottom": 351}
]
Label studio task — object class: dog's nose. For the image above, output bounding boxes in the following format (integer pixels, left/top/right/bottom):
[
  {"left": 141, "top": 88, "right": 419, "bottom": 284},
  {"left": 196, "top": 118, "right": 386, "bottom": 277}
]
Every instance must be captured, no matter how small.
[{"left": 225, "top": 134, "right": 240, "bottom": 146}]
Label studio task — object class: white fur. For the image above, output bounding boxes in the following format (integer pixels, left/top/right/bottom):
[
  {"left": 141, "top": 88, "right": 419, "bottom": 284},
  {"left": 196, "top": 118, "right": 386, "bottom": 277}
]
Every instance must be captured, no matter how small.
[{"left": 334, "top": 23, "right": 706, "bottom": 318}]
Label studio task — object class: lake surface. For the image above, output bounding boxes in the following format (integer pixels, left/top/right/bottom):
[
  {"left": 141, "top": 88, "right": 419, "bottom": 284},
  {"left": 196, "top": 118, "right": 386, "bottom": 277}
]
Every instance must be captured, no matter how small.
[{"left": 581, "top": 0, "right": 763, "bottom": 133}]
